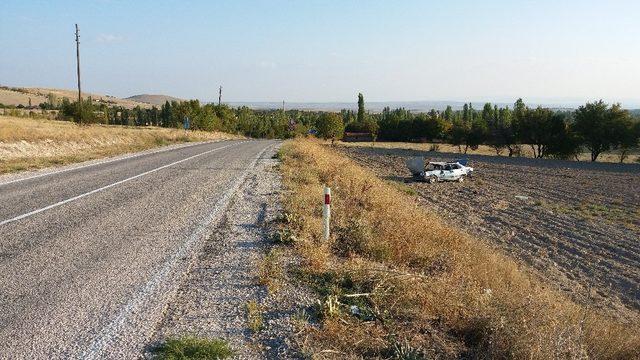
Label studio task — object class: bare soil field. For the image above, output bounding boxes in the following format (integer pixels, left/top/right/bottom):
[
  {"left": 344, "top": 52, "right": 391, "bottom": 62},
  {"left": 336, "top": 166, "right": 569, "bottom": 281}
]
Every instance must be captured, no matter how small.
[{"left": 339, "top": 144, "right": 640, "bottom": 321}]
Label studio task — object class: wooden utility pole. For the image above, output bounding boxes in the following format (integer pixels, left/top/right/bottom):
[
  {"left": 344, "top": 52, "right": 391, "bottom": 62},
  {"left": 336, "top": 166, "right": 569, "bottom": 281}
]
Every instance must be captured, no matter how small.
[
  {"left": 75, "top": 24, "right": 82, "bottom": 123},
  {"left": 218, "top": 86, "right": 222, "bottom": 106}
]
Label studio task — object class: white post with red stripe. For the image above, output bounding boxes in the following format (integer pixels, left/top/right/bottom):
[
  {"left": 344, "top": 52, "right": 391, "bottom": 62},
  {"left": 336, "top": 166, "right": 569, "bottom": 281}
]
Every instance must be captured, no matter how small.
[{"left": 323, "top": 186, "right": 331, "bottom": 241}]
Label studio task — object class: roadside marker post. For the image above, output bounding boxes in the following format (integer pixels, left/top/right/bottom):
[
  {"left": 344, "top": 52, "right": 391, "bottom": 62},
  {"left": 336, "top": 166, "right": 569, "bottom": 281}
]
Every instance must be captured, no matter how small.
[
  {"left": 183, "top": 116, "right": 190, "bottom": 131},
  {"left": 323, "top": 186, "right": 331, "bottom": 241}
]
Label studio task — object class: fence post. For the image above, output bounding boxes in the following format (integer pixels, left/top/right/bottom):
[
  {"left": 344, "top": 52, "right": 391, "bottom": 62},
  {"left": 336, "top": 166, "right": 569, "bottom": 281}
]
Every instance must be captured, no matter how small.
[{"left": 323, "top": 186, "right": 331, "bottom": 241}]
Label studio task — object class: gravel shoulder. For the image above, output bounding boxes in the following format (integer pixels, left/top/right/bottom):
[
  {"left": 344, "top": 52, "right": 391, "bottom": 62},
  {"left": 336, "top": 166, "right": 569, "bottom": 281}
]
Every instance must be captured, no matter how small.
[
  {"left": 148, "top": 144, "right": 315, "bottom": 359},
  {"left": 339, "top": 144, "right": 640, "bottom": 322}
]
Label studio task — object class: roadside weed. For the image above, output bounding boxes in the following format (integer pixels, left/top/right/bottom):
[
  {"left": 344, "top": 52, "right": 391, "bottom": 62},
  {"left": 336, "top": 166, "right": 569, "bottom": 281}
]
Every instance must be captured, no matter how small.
[{"left": 153, "top": 336, "right": 234, "bottom": 360}]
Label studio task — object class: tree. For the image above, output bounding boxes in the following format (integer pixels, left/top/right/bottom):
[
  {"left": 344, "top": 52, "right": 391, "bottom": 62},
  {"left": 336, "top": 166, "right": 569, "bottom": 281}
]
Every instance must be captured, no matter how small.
[
  {"left": 363, "top": 116, "right": 379, "bottom": 143},
  {"left": 449, "top": 118, "right": 470, "bottom": 153},
  {"left": 316, "top": 113, "right": 345, "bottom": 145},
  {"left": 573, "top": 101, "right": 630, "bottom": 161},
  {"left": 443, "top": 105, "right": 453, "bottom": 122},
  {"left": 499, "top": 107, "right": 519, "bottom": 156},
  {"left": 357, "top": 93, "right": 365, "bottom": 124},
  {"left": 519, "top": 107, "right": 559, "bottom": 158},
  {"left": 467, "top": 117, "right": 488, "bottom": 151},
  {"left": 612, "top": 117, "right": 640, "bottom": 163},
  {"left": 160, "top": 101, "right": 172, "bottom": 127},
  {"left": 544, "top": 112, "right": 581, "bottom": 160},
  {"left": 481, "top": 103, "right": 494, "bottom": 123}
]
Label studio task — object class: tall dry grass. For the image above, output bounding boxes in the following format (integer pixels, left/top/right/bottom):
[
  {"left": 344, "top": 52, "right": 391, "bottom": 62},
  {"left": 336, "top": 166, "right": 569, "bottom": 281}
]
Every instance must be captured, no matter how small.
[
  {"left": 0, "top": 116, "right": 238, "bottom": 173},
  {"left": 279, "top": 138, "right": 639, "bottom": 359}
]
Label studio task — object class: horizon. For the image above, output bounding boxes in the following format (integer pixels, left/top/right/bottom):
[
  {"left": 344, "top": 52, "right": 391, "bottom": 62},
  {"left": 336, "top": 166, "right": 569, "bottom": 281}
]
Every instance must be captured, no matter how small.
[{"left": 1, "top": 1, "right": 639, "bottom": 106}]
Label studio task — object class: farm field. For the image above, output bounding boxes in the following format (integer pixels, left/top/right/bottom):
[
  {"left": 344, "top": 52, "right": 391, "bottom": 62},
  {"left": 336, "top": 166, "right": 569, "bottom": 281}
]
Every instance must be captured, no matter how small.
[{"left": 339, "top": 144, "right": 640, "bottom": 321}]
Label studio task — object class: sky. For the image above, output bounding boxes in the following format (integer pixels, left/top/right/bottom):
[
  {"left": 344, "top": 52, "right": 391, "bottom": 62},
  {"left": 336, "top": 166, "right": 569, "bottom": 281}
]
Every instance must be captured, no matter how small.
[{"left": 1, "top": 0, "right": 639, "bottom": 106}]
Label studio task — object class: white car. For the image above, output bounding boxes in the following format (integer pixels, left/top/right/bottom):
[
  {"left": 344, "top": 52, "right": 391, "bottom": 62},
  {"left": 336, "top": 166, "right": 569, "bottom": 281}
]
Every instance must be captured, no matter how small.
[{"left": 406, "top": 157, "right": 474, "bottom": 183}]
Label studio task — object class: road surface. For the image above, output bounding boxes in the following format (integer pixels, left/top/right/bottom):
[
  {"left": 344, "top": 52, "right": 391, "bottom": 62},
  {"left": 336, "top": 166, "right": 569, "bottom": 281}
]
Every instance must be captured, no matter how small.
[{"left": 0, "top": 139, "right": 278, "bottom": 359}]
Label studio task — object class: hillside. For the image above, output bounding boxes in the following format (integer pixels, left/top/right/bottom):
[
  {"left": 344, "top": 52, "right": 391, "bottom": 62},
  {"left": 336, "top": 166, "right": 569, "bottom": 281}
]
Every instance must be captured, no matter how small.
[
  {"left": 0, "top": 86, "right": 152, "bottom": 109},
  {"left": 125, "top": 94, "right": 184, "bottom": 106}
]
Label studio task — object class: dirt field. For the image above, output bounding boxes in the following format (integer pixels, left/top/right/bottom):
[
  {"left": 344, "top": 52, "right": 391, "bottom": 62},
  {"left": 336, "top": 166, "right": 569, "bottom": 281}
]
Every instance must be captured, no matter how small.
[{"left": 339, "top": 144, "right": 640, "bottom": 321}]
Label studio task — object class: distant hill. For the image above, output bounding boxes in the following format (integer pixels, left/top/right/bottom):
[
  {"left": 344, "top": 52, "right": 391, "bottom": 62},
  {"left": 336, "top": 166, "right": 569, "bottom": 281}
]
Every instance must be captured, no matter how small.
[
  {"left": 0, "top": 86, "right": 152, "bottom": 109},
  {"left": 125, "top": 94, "right": 183, "bottom": 106},
  {"left": 227, "top": 101, "right": 576, "bottom": 113}
]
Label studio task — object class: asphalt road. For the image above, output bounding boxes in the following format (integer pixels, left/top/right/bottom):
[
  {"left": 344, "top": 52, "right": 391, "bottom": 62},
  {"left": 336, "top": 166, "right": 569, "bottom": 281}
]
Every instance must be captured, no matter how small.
[{"left": 0, "top": 139, "right": 278, "bottom": 359}]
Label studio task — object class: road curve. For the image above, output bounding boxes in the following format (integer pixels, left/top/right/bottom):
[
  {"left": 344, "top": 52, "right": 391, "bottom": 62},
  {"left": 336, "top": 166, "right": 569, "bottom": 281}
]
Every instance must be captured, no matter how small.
[{"left": 0, "top": 139, "right": 278, "bottom": 359}]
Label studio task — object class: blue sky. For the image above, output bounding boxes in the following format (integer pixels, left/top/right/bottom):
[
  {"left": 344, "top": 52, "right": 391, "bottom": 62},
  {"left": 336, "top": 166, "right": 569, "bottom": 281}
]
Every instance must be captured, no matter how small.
[{"left": 1, "top": 0, "right": 639, "bottom": 105}]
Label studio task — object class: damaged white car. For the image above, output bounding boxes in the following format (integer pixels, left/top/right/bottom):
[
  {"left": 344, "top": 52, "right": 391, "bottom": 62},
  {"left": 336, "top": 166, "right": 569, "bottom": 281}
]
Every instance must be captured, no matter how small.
[{"left": 406, "top": 157, "right": 473, "bottom": 183}]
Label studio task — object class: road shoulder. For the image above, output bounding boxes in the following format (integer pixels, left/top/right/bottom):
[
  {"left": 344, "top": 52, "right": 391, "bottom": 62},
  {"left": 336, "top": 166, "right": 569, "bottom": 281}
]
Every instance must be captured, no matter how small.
[{"left": 147, "top": 144, "right": 315, "bottom": 359}]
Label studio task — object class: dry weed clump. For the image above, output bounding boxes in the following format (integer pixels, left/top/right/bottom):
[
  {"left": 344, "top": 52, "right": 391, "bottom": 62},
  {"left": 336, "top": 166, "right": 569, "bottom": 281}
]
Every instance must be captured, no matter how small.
[{"left": 279, "top": 138, "right": 639, "bottom": 359}]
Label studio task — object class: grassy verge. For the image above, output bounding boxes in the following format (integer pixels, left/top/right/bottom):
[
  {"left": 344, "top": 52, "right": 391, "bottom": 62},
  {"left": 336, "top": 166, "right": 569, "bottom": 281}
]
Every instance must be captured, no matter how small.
[
  {"left": 0, "top": 116, "right": 239, "bottom": 174},
  {"left": 152, "top": 337, "right": 234, "bottom": 360},
  {"left": 278, "top": 138, "right": 639, "bottom": 359}
]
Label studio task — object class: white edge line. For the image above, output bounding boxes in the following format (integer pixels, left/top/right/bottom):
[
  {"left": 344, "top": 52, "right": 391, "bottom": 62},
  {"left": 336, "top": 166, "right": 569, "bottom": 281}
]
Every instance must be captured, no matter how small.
[
  {"left": 0, "top": 139, "right": 232, "bottom": 188},
  {"left": 81, "top": 142, "right": 274, "bottom": 359},
  {"left": 0, "top": 142, "right": 245, "bottom": 227}
]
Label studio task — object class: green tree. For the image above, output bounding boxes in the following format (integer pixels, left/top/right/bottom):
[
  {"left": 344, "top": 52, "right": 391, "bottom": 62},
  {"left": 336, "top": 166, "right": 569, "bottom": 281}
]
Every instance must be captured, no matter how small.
[
  {"left": 443, "top": 105, "right": 453, "bottom": 122},
  {"left": 573, "top": 100, "right": 631, "bottom": 161},
  {"left": 357, "top": 93, "right": 365, "bottom": 123},
  {"left": 316, "top": 113, "right": 345, "bottom": 145},
  {"left": 449, "top": 118, "right": 470, "bottom": 153},
  {"left": 612, "top": 116, "right": 639, "bottom": 163},
  {"left": 519, "top": 107, "right": 558, "bottom": 158}
]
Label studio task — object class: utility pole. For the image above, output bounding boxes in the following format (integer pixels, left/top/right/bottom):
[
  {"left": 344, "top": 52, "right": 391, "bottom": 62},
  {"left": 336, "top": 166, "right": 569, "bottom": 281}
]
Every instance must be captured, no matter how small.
[
  {"left": 75, "top": 24, "right": 82, "bottom": 123},
  {"left": 218, "top": 86, "right": 222, "bottom": 106},
  {"left": 282, "top": 100, "right": 285, "bottom": 112}
]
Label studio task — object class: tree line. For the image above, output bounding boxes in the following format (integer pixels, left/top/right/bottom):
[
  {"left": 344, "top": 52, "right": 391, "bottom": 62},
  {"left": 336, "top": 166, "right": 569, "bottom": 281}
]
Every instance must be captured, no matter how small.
[
  {"left": 16, "top": 92, "right": 640, "bottom": 163},
  {"left": 335, "top": 96, "right": 639, "bottom": 162}
]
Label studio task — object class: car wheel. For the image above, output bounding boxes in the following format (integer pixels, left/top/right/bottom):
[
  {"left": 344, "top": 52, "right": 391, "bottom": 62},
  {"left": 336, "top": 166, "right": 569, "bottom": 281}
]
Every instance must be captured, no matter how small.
[
  {"left": 429, "top": 176, "right": 437, "bottom": 184},
  {"left": 458, "top": 176, "right": 464, "bottom": 183}
]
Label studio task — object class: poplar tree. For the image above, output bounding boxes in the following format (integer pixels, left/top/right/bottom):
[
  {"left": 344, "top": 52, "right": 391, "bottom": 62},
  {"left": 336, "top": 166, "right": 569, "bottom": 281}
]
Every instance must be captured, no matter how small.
[{"left": 357, "top": 93, "right": 365, "bottom": 123}]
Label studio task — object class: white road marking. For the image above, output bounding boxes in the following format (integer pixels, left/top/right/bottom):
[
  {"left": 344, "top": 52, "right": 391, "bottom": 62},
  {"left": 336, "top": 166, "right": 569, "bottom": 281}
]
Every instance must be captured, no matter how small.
[
  {"left": 0, "top": 140, "right": 227, "bottom": 188},
  {"left": 81, "top": 143, "right": 274, "bottom": 359},
  {"left": 0, "top": 142, "right": 243, "bottom": 227}
]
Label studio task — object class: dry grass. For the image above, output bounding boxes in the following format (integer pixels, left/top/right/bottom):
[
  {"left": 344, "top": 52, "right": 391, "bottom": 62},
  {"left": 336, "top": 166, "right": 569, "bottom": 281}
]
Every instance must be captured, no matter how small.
[
  {"left": 279, "top": 138, "right": 640, "bottom": 359},
  {"left": 258, "top": 248, "right": 284, "bottom": 293},
  {"left": 246, "top": 300, "right": 264, "bottom": 333},
  {"left": 341, "top": 141, "right": 640, "bottom": 164},
  {"left": 0, "top": 115, "right": 239, "bottom": 174}
]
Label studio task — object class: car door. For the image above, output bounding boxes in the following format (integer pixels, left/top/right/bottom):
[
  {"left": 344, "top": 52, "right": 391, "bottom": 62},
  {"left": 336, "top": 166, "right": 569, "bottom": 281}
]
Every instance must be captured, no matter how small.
[
  {"left": 442, "top": 165, "right": 454, "bottom": 180},
  {"left": 444, "top": 164, "right": 462, "bottom": 180},
  {"left": 451, "top": 164, "right": 464, "bottom": 178}
]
